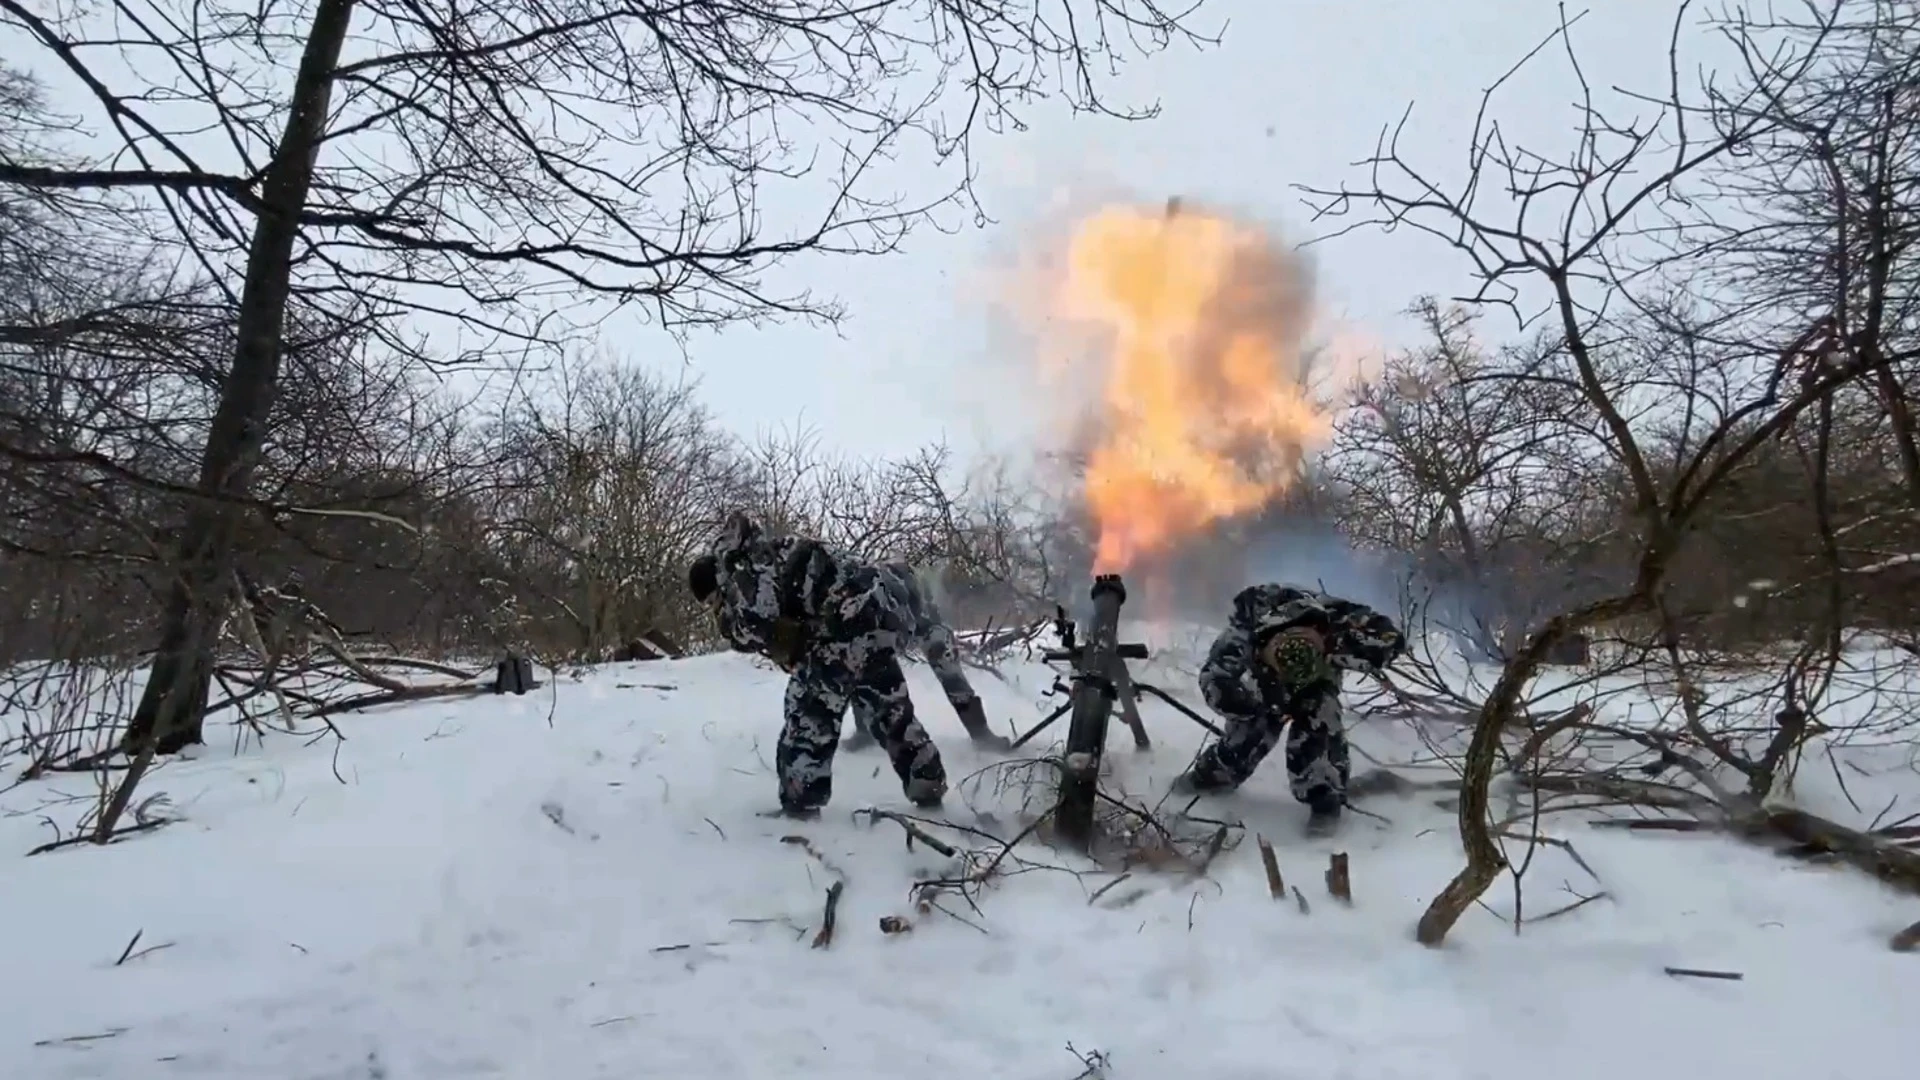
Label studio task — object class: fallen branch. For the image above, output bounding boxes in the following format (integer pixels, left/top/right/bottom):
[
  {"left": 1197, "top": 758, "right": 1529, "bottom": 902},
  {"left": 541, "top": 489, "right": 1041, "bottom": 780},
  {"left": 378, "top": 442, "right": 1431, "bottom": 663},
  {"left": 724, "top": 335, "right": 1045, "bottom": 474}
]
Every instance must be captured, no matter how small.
[
  {"left": 33, "top": 1028, "right": 127, "bottom": 1048},
  {"left": 114, "top": 929, "right": 144, "bottom": 966},
  {"left": 1741, "top": 808, "right": 1920, "bottom": 895},
  {"left": 312, "top": 681, "right": 491, "bottom": 717},
  {"left": 1590, "top": 818, "right": 1717, "bottom": 832},
  {"left": 811, "top": 881, "right": 846, "bottom": 949},
  {"left": 27, "top": 817, "right": 171, "bottom": 856},
  {"left": 1663, "top": 966, "right": 1743, "bottom": 981},
  {"left": 855, "top": 807, "right": 961, "bottom": 858},
  {"left": 310, "top": 631, "right": 417, "bottom": 694},
  {"left": 1065, "top": 1043, "right": 1112, "bottom": 1080},
  {"left": 1523, "top": 771, "right": 1717, "bottom": 812},
  {"left": 321, "top": 655, "right": 482, "bottom": 681},
  {"left": 912, "top": 810, "right": 1057, "bottom": 914},
  {"left": 780, "top": 834, "right": 850, "bottom": 884}
]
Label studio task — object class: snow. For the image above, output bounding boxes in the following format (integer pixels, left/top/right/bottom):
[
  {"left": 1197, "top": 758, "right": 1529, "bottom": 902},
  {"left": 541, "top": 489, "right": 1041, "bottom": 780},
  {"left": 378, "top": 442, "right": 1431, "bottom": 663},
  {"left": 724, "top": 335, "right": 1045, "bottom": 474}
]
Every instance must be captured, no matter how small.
[{"left": 2, "top": 641, "right": 1916, "bottom": 1080}]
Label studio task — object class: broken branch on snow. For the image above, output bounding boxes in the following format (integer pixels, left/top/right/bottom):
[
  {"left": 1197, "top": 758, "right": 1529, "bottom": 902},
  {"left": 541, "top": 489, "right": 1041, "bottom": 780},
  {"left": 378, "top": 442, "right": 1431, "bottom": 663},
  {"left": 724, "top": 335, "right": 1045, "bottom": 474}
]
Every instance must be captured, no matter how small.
[
  {"left": 811, "top": 881, "right": 845, "bottom": 949},
  {"left": 1257, "top": 835, "right": 1285, "bottom": 898},
  {"left": 1663, "top": 966, "right": 1744, "bottom": 981}
]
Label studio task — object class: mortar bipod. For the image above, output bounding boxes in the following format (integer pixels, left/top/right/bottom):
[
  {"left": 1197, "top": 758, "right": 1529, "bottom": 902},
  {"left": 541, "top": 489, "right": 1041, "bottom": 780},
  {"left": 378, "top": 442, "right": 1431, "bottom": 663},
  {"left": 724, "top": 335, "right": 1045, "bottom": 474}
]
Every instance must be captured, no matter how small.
[{"left": 1010, "top": 614, "right": 1222, "bottom": 752}]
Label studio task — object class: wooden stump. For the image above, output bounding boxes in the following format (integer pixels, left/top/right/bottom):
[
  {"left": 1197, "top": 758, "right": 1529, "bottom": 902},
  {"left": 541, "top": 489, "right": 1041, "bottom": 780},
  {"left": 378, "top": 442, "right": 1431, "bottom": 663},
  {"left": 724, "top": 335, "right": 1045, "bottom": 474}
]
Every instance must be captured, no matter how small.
[
  {"left": 1258, "top": 835, "right": 1285, "bottom": 899},
  {"left": 1325, "top": 852, "right": 1352, "bottom": 904}
]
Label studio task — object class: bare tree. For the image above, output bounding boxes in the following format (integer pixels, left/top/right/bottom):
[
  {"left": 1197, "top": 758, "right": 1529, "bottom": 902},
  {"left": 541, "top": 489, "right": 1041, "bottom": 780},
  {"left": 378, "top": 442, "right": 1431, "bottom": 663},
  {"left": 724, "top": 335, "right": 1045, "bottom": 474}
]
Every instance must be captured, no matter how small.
[
  {"left": 1327, "top": 299, "right": 1621, "bottom": 660},
  {"left": 479, "top": 357, "right": 752, "bottom": 657},
  {"left": 1301, "top": 0, "right": 1909, "bottom": 946},
  {"left": 0, "top": 0, "right": 1220, "bottom": 770}
]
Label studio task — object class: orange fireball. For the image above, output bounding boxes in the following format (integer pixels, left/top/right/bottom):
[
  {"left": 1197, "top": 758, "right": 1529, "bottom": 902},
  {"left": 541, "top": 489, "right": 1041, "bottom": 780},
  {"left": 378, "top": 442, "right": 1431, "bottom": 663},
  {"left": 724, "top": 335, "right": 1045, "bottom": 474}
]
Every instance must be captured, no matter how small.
[{"left": 1048, "top": 202, "right": 1330, "bottom": 571}]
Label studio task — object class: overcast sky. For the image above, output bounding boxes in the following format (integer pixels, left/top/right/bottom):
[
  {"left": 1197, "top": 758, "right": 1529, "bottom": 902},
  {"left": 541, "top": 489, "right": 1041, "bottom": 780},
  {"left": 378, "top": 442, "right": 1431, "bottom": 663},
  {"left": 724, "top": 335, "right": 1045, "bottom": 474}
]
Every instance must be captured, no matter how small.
[
  {"left": 8, "top": 0, "right": 1696, "bottom": 465},
  {"left": 641, "top": 0, "right": 1688, "bottom": 464}
]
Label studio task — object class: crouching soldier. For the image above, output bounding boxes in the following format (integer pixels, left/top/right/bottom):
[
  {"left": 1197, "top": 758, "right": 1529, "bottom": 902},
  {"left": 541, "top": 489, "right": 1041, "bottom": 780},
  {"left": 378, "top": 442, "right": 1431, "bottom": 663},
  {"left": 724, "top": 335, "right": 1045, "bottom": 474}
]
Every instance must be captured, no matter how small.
[
  {"left": 687, "top": 512, "right": 952, "bottom": 818},
  {"left": 842, "top": 561, "right": 1013, "bottom": 754},
  {"left": 1174, "top": 583, "right": 1406, "bottom": 836}
]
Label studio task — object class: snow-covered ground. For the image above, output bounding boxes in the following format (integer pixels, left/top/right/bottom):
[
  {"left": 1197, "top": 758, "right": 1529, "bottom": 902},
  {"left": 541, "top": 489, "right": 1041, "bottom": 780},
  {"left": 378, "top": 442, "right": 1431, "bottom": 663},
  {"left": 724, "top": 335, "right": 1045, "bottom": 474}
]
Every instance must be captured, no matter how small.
[{"left": 2, "top": 638, "right": 1915, "bottom": 1080}]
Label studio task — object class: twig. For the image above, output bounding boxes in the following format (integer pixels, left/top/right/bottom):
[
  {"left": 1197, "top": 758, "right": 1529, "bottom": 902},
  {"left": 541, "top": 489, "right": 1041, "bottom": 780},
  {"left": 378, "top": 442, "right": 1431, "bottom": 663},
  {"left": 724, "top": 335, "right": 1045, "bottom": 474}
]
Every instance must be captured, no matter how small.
[
  {"left": 1292, "top": 885, "right": 1311, "bottom": 914},
  {"left": 1663, "top": 966, "right": 1744, "bottom": 981},
  {"left": 326, "top": 655, "right": 481, "bottom": 681},
  {"left": 1346, "top": 802, "right": 1394, "bottom": 826},
  {"left": 1188, "top": 824, "right": 1231, "bottom": 880},
  {"left": 856, "top": 807, "right": 961, "bottom": 858},
  {"left": 1065, "top": 1043, "right": 1112, "bottom": 1080},
  {"left": 1496, "top": 829, "right": 1601, "bottom": 882},
  {"left": 123, "top": 939, "right": 171, "bottom": 964},
  {"left": 1590, "top": 818, "right": 1716, "bottom": 831},
  {"left": 779, "top": 834, "right": 849, "bottom": 883},
  {"left": 33, "top": 1028, "right": 127, "bottom": 1048},
  {"left": 114, "top": 929, "right": 144, "bottom": 966},
  {"left": 811, "top": 881, "right": 846, "bottom": 949},
  {"left": 1524, "top": 890, "right": 1611, "bottom": 924},
  {"left": 925, "top": 896, "right": 991, "bottom": 934},
  {"left": 27, "top": 817, "right": 170, "bottom": 856},
  {"left": 970, "top": 810, "right": 1052, "bottom": 884},
  {"left": 1088, "top": 873, "right": 1133, "bottom": 906}
]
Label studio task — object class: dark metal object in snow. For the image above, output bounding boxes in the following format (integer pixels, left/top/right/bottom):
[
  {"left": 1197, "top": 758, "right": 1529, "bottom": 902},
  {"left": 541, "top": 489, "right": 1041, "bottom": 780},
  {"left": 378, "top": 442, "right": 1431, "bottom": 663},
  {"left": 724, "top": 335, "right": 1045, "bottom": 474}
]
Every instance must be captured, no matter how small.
[
  {"left": 1027, "top": 575, "right": 1222, "bottom": 851},
  {"left": 1050, "top": 575, "right": 1131, "bottom": 850},
  {"left": 493, "top": 654, "right": 535, "bottom": 695}
]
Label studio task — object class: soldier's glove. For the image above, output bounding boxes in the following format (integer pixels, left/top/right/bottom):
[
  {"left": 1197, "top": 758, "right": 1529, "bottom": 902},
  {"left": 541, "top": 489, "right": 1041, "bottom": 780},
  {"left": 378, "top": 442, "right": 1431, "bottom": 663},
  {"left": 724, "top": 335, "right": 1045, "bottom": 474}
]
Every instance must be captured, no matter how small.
[
  {"left": 1258, "top": 626, "right": 1332, "bottom": 690},
  {"left": 766, "top": 617, "right": 811, "bottom": 671}
]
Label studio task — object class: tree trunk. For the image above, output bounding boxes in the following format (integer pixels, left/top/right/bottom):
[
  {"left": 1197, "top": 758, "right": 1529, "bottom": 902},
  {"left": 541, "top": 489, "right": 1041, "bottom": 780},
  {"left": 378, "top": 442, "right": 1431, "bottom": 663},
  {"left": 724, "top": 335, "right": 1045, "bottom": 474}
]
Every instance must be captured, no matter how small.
[
  {"left": 1414, "top": 593, "right": 1647, "bottom": 947},
  {"left": 1872, "top": 364, "right": 1920, "bottom": 508},
  {"left": 125, "top": 611, "right": 215, "bottom": 753},
  {"left": 121, "top": 0, "right": 360, "bottom": 754}
]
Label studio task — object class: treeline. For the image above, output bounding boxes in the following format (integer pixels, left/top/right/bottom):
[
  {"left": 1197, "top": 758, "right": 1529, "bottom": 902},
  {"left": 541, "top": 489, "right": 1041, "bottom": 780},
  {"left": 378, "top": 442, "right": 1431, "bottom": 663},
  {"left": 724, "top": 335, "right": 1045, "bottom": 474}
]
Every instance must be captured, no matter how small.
[
  {"left": 9, "top": 0, "right": 1920, "bottom": 688},
  {"left": 0, "top": 328, "right": 1080, "bottom": 665}
]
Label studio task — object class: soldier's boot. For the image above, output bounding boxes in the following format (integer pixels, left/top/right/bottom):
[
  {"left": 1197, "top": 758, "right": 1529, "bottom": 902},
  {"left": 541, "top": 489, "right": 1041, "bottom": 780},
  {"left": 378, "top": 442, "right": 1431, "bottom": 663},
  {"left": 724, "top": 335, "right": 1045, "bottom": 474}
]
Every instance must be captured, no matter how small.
[
  {"left": 1304, "top": 793, "right": 1344, "bottom": 838},
  {"left": 955, "top": 697, "right": 1013, "bottom": 752},
  {"left": 1173, "top": 772, "right": 1240, "bottom": 799},
  {"left": 904, "top": 774, "right": 947, "bottom": 810}
]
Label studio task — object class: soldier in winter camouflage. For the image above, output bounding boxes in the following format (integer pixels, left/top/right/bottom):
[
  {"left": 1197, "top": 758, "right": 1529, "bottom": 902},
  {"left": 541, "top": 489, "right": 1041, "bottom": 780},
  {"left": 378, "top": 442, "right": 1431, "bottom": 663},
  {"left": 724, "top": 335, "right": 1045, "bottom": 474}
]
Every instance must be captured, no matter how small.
[
  {"left": 840, "top": 559, "right": 1012, "bottom": 754},
  {"left": 687, "top": 513, "right": 1000, "bottom": 817},
  {"left": 1176, "top": 583, "right": 1406, "bottom": 836}
]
